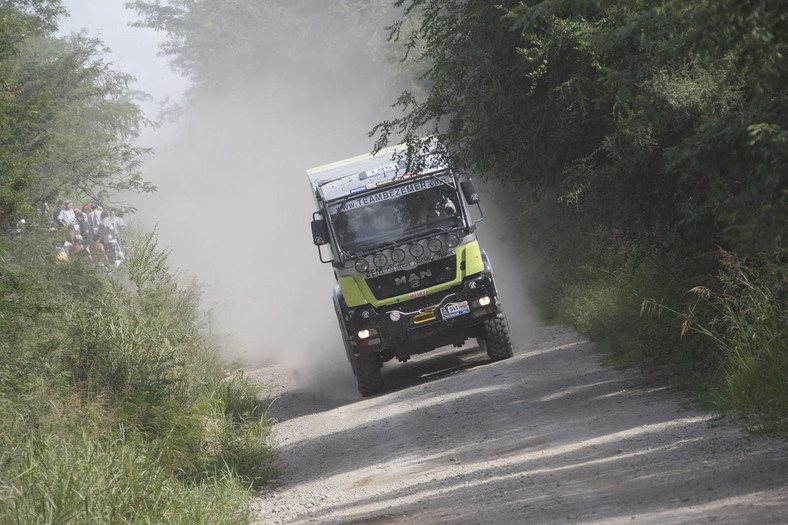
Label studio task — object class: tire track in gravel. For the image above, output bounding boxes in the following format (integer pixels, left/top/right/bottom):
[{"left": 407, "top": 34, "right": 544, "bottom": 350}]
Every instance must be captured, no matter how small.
[{"left": 248, "top": 325, "right": 788, "bottom": 525}]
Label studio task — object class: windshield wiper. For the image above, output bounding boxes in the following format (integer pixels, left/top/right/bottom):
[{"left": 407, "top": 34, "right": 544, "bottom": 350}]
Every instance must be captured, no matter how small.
[{"left": 335, "top": 195, "right": 354, "bottom": 214}]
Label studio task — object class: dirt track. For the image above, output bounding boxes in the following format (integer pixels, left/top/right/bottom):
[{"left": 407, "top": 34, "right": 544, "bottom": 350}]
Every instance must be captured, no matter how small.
[{"left": 249, "top": 325, "right": 787, "bottom": 524}]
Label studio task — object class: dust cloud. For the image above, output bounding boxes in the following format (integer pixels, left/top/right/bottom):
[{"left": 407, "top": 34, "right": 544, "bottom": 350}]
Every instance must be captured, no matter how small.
[
  {"left": 133, "top": 5, "right": 537, "bottom": 396},
  {"left": 473, "top": 183, "right": 539, "bottom": 349}
]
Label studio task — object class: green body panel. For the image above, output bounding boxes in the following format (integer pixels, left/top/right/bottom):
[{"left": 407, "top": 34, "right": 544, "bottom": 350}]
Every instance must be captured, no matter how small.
[{"left": 340, "top": 241, "right": 485, "bottom": 308}]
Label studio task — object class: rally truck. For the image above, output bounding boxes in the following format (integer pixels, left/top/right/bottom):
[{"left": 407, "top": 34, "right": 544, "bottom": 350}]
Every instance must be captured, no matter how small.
[{"left": 308, "top": 139, "right": 513, "bottom": 396}]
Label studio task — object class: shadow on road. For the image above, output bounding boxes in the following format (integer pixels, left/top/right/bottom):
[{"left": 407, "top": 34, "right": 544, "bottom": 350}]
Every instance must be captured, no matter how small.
[
  {"left": 259, "top": 325, "right": 788, "bottom": 525},
  {"left": 264, "top": 343, "right": 492, "bottom": 423},
  {"left": 382, "top": 344, "right": 492, "bottom": 393}
]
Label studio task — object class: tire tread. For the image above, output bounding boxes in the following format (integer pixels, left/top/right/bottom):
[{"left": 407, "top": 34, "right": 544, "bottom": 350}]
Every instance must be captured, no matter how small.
[
  {"left": 352, "top": 352, "right": 384, "bottom": 396},
  {"left": 483, "top": 317, "right": 514, "bottom": 361}
]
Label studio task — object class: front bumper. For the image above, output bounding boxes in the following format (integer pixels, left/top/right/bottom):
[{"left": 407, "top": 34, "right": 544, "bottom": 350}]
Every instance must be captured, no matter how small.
[{"left": 342, "top": 273, "right": 501, "bottom": 361}]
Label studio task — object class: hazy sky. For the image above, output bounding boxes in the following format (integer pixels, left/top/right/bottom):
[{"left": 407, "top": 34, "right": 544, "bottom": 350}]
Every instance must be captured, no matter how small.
[{"left": 57, "top": 0, "right": 187, "bottom": 124}]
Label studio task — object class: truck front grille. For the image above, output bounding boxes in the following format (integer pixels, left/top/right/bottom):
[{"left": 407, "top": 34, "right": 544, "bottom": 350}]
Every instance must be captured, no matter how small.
[{"left": 367, "top": 256, "right": 457, "bottom": 300}]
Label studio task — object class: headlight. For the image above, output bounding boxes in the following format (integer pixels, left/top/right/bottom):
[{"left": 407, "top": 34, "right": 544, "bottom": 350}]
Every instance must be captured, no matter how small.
[
  {"left": 355, "top": 258, "right": 369, "bottom": 273},
  {"left": 409, "top": 243, "right": 424, "bottom": 257},
  {"left": 428, "top": 237, "right": 442, "bottom": 253},
  {"left": 373, "top": 253, "right": 388, "bottom": 268},
  {"left": 357, "top": 328, "right": 378, "bottom": 339},
  {"left": 478, "top": 296, "right": 491, "bottom": 306},
  {"left": 391, "top": 248, "right": 406, "bottom": 263},
  {"left": 446, "top": 233, "right": 460, "bottom": 248}
]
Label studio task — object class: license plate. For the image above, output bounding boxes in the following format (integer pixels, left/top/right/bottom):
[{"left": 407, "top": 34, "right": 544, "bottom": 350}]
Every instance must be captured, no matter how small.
[{"left": 441, "top": 301, "right": 470, "bottom": 319}]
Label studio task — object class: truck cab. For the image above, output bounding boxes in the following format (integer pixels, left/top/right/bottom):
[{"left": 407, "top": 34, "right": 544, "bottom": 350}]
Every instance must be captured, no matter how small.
[{"left": 308, "top": 139, "right": 512, "bottom": 396}]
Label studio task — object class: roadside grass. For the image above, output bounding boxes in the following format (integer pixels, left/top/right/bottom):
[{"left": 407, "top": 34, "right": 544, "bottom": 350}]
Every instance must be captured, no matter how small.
[
  {"left": 0, "top": 227, "right": 275, "bottom": 524},
  {"left": 557, "top": 253, "right": 710, "bottom": 374},
  {"left": 2, "top": 399, "right": 253, "bottom": 524},
  {"left": 555, "top": 249, "right": 787, "bottom": 433},
  {"left": 679, "top": 252, "right": 788, "bottom": 434},
  {"left": 520, "top": 203, "right": 786, "bottom": 434}
]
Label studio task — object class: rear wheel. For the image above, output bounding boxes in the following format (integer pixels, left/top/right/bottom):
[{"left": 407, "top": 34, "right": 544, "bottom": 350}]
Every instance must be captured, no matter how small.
[
  {"left": 350, "top": 351, "right": 384, "bottom": 397},
  {"left": 480, "top": 316, "right": 513, "bottom": 361}
]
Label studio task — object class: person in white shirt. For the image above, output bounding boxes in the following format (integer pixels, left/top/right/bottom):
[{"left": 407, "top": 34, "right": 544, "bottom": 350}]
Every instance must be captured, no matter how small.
[
  {"left": 57, "top": 200, "right": 77, "bottom": 230},
  {"left": 86, "top": 205, "right": 103, "bottom": 243},
  {"left": 100, "top": 210, "right": 121, "bottom": 263}
]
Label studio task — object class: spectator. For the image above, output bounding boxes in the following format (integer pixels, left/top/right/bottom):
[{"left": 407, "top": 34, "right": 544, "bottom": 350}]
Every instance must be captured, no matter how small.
[
  {"left": 86, "top": 205, "right": 103, "bottom": 242},
  {"left": 90, "top": 234, "right": 110, "bottom": 268},
  {"left": 78, "top": 211, "right": 91, "bottom": 241},
  {"left": 71, "top": 235, "right": 86, "bottom": 258},
  {"left": 109, "top": 210, "right": 126, "bottom": 262},
  {"left": 100, "top": 210, "right": 119, "bottom": 261},
  {"left": 56, "top": 241, "right": 71, "bottom": 263},
  {"left": 57, "top": 200, "right": 77, "bottom": 231}
]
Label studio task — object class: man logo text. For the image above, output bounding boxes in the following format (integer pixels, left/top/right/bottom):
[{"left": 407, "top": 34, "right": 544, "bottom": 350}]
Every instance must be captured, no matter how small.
[{"left": 394, "top": 269, "right": 432, "bottom": 288}]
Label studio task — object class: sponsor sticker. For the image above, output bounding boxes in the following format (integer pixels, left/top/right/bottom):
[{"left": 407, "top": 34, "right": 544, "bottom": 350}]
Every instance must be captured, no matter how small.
[
  {"left": 339, "top": 176, "right": 449, "bottom": 211},
  {"left": 440, "top": 301, "right": 470, "bottom": 319}
]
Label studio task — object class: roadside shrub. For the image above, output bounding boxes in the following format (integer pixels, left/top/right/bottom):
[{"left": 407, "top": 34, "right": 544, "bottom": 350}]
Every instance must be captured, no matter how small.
[
  {"left": 551, "top": 231, "right": 728, "bottom": 394},
  {"left": 0, "top": 227, "right": 275, "bottom": 523},
  {"left": 682, "top": 251, "right": 787, "bottom": 433},
  {"left": 2, "top": 401, "right": 252, "bottom": 525},
  {"left": 207, "top": 371, "right": 277, "bottom": 488}
]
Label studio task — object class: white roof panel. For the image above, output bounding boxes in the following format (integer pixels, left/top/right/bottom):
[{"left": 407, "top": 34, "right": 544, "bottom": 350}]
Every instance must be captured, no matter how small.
[{"left": 306, "top": 140, "right": 450, "bottom": 202}]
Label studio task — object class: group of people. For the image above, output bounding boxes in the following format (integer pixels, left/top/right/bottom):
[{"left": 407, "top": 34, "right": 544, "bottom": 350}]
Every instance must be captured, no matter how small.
[{"left": 48, "top": 200, "right": 126, "bottom": 268}]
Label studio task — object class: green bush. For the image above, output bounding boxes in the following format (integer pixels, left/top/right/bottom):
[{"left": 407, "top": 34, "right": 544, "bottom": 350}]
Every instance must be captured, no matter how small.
[
  {"left": 4, "top": 403, "right": 252, "bottom": 524},
  {"left": 682, "top": 252, "right": 788, "bottom": 433},
  {"left": 0, "top": 227, "right": 275, "bottom": 523}
]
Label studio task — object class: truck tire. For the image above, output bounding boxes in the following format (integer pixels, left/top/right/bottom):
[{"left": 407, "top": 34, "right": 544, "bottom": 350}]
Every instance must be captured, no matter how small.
[
  {"left": 350, "top": 352, "right": 384, "bottom": 397},
  {"left": 480, "top": 317, "right": 513, "bottom": 361}
]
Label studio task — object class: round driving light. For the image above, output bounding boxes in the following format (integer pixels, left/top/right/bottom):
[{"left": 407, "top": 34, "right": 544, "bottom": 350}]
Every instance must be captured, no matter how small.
[
  {"left": 358, "top": 329, "right": 370, "bottom": 339},
  {"left": 478, "top": 296, "right": 491, "bottom": 307},
  {"left": 428, "top": 237, "right": 442, "bottom": 253},
  {"left": 373, "top": 253, "right": 388, "bottom": 268},
  {"left": 389, "top": 311, "right": 401, "bottom": 322},
  {"left": 354, "top": 258, "right": 369, "bottom": 273},
  {"left": 409, "top": 243, "right": 424, "bottom": 258},
  {"left": 446, "top": 233, "right": 460, "bottom": 248},
  {"left": 391, "top": 248, "right": 406, "bottom": 263}
]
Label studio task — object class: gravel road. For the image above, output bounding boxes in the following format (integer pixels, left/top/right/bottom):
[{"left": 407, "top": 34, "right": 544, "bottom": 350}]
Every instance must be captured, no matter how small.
[{"left": 248, "top": 324, "right": 787, "bottom": 524}]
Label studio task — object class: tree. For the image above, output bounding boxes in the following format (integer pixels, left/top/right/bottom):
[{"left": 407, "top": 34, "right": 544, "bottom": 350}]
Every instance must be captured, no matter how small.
[
  {"left": 12, "top": 33, "right": 155, "bottom": 208},
  {"left": 375, "top": 0, "right": 787, "bottom": 255},
  {"left": 0, "top": 0, "right": 65, "bottom": 229},
  {"left": 0, "top": 0, "right": 154, "bottom": 231}
]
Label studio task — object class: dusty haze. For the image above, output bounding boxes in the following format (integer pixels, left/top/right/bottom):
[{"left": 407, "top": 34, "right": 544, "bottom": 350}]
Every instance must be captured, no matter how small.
[{"left": 134, "top": 5, "right": 537, "bottom": 395}]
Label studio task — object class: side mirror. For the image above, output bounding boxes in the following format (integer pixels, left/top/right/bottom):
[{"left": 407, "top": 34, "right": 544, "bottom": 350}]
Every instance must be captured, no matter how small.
[
  {"left": 311, "top": 218, "right": 329, "bottom": 246},
  {"left": 461, "top": 180, "right": 480, "bottom": 204}
]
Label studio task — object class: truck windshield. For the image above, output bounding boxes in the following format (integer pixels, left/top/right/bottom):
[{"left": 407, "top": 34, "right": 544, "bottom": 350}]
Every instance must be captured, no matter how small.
[{"left": 329, "top": 175, "right": 464, "bottom": 255}]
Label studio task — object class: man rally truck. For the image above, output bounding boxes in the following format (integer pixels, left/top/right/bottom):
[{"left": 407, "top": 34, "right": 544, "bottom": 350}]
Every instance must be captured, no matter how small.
[{"left": 308, "top": 139, "right": 513, "bottom": 396}]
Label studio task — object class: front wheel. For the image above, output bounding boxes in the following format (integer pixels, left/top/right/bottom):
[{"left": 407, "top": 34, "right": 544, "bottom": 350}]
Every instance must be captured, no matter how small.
[
  {"left": 350, "top": 351, "right": 384, "bottom": 397},
  {"left": 479, "top": 316, "right": 513, "bottom": 361}
]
